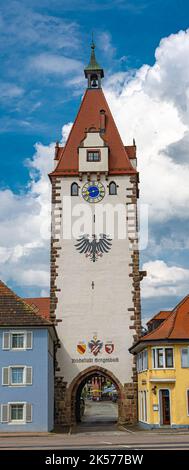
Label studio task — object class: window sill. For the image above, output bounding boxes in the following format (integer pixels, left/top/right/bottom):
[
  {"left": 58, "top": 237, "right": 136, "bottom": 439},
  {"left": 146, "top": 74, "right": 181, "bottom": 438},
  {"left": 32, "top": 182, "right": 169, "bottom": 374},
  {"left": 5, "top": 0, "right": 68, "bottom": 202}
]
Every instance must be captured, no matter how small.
[
  {"left": 150, "top": 368, "right": 175, "bottom": 371},
  {"left": 10, "top": 384, "right": 26, "bottom": 387},
  {"left": 8, "top": 421, "right": 26, "bottom": 425}
]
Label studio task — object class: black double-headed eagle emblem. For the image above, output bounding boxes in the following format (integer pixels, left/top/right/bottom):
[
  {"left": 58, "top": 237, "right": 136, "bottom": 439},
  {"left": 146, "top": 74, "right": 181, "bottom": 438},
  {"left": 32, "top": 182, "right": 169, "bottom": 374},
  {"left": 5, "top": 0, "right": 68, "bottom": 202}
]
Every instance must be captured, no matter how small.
[{"left": 75, "top": 234, "right": 112, "bottom": 262}]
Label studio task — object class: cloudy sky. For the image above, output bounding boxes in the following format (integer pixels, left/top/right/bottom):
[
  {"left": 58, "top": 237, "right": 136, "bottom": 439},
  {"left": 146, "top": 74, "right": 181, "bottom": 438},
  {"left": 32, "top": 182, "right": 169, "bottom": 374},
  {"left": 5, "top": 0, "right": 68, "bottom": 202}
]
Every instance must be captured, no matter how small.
[{"left": 1, "top": 0, "right": 189, "bottom": 323}]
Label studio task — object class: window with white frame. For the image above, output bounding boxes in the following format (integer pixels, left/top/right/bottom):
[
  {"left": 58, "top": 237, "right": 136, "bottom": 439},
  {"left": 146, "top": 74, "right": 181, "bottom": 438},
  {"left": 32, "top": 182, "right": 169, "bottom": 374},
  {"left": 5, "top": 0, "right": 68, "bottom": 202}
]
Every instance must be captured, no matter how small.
[
  {"left": 2, "top": 366, "right": 32, "bottom": 386},
  {"left": 1, "top": 403, "right": 32, "bottom": 424},
  {"left": 2, "top": 331, "right": 33, "bottom": 350},
  {"left": 12, "top": 333, "right": 24, "bottom": 349},
  {"left": 11, "top": 404, "right": 24, "bottom": 422},
  {"left": 165, "top": 348, "right": 174, "bottom": 367},
  {"left": 152, "top": 347, "right": 174, "bottom": 369},
  {"left": 11, "top": 367, "right": 24, "bottom": 385},
  {"left": 137, "top": 349, "right": 148, "bottom": 372},
  {"left": 181, "top": 348, "right": 189, "bottom": 368}
]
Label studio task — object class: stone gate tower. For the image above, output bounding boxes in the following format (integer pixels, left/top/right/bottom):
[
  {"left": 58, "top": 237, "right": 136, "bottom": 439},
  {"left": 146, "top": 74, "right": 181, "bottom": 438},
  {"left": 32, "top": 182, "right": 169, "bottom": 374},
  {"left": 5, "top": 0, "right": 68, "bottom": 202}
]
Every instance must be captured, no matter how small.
[{"left": 49, "top": 42, "right": 144, "bottom": 426}]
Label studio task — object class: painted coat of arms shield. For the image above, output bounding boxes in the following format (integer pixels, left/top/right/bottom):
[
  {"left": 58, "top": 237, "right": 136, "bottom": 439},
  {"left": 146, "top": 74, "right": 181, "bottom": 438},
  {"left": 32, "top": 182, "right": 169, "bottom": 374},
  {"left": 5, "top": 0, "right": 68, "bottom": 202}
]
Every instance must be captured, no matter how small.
[
  {"left": 88, "top": 337, "right": 103, "bottom": 356},
  {"left": 105, "top": 343, "right": 114, "bottom": 354}
]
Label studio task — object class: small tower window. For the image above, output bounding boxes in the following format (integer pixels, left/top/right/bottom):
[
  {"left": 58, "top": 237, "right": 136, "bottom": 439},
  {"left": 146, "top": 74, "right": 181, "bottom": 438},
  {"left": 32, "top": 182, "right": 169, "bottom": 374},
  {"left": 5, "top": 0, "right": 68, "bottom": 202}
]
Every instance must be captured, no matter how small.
[
  {"left": 87, "top": 150, "right": 100, "bottom": 162},
  {"left": 90, "top": 74, "right": 98, "bottom": 88},
  {"left": 71, "top": 182, "right": 79, "bottom": 196},
  {"left": 109, "top": 181, "right": 117, "bottom": 195}
]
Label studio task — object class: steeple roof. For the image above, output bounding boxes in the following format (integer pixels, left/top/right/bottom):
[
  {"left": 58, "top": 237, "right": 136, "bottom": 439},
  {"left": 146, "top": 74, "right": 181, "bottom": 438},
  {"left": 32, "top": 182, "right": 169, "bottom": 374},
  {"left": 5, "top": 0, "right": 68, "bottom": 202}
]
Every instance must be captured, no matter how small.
[
  {"left": 50, "top": 88, "right": 136, "bottom": 177},
  {"left": 84, "top": 40, "right": 104, "bottom": 76}
]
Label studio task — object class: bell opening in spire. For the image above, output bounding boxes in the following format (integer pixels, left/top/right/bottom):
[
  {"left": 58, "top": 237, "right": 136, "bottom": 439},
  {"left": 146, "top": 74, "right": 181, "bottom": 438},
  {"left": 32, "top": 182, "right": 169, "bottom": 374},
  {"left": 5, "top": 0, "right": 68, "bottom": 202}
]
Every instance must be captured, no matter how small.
[{"left": 84, "top": 40, "right": 104, "bottom": 89}]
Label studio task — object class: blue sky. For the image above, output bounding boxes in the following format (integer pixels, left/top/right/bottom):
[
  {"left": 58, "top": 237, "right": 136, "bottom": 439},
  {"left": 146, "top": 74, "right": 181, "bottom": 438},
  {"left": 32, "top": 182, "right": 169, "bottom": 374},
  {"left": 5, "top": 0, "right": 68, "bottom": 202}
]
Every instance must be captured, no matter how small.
[{"left": 1, "top": 0, "right": 189, "bottom": 322}]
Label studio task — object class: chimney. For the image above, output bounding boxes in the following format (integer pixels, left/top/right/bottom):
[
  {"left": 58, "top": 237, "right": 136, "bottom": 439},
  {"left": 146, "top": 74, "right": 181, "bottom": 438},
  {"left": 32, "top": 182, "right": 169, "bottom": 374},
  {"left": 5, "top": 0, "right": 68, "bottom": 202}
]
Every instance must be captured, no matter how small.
[
  {"left": 54, "top": 141, "right": 59, "bottom": 160},
  {"left": 100, "top": 109, "right": 106, "bottom": 133}
]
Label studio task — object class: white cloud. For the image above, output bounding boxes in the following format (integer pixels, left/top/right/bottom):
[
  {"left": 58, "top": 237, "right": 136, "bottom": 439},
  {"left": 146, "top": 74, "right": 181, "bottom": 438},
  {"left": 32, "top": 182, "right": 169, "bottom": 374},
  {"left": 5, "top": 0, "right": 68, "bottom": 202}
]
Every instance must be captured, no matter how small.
[
  {"left": 0, "top": 82, "right": 24, "bottom": 101},
  {"left": 97, "top": 32, "right": 116, "bottom": 59},
  {"left": 142, "top": 260, "right": 189, "bottom": 298},
  {"left": 61, "top": 123, "right": 73, "bottom": 144},
  {"left": 15, "top": 269, "right": 49, "bottom": 287},
  {"left": 0, "top": 122, "right": 76, "bottom": 293},
  {"left": 0, "top": 142, "right": 54, "bottom": 292},
  {"left": 104, "top": 29, "right": 189, "bottom": 221},
  {"left": 0, "top": 3, "right": 80, "bottom": 51},
  {"left": 30, "top": 54, "right": 83, "bottom": 77}
]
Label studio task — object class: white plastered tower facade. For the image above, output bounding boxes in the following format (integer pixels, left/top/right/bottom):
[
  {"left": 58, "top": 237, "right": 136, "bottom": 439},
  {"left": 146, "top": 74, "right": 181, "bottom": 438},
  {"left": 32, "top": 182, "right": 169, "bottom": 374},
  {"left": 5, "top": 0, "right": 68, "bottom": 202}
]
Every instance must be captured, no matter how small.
[{"left": 50, "top": 43, "right": 144, "bottom": 426}]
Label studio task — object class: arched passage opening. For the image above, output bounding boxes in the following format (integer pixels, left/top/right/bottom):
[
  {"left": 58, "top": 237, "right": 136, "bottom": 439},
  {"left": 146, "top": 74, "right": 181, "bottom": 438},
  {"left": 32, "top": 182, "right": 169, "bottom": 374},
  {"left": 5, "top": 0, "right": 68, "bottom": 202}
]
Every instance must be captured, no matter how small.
[{"left": 68, "top": 366, "right": 123, "bottom": 427}]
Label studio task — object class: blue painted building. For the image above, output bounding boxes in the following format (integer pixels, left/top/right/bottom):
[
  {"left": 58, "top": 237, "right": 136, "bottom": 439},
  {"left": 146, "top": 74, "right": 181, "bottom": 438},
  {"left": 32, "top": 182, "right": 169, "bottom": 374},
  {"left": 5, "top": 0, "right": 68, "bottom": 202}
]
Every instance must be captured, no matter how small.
[{"left": 0, "top": 281, "right": 57, "bottom": 432}]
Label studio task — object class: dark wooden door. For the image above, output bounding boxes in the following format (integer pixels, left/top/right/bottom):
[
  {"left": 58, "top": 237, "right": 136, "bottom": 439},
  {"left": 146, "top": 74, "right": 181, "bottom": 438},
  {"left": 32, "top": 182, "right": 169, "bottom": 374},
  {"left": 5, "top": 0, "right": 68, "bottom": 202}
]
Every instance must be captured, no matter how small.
[{"left": 161, "top": 389, "right": 170, "bottom": 425}]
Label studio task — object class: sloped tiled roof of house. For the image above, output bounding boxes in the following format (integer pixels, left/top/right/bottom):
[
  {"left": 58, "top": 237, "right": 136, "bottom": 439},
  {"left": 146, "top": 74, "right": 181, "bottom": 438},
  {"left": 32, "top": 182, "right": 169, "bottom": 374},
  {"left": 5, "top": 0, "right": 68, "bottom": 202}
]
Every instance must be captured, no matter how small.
[
  {"left": 146, "top": 310, "right": 171, "bottom": 325},
  {"left": 131, "top": 295, "right": 189, "bottom": 351},
  {"left": 24, "top": 297, "right": 50, "bottom": 320},
  {"left": 130, "top": 295, "right": 189, "bottom": 353},
  {"left": 142, "top": 295, "right": 189, "bottom": 341},
  {"left": 0, "top": 281, "right": 52, "bottom": 327}
]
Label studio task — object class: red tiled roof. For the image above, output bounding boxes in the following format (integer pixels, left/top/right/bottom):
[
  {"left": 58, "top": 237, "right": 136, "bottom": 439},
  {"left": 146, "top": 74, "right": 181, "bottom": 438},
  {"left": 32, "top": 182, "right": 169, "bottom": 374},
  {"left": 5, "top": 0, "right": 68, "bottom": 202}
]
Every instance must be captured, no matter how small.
[
  {"left": 24, "top": 297, "right": 50, "bottom": 320},
  {"left": 50, "top": 89, "right": 136, "bottom": 177},
  {"left": 0, "top": 281, "right": 52, "bottom": 327},
  {"left": 142, "top": 295, "right": 189, "bottom": 341},
  {"left": 147, "top": 310, "right": 171, "bottom": 325},
  {"left": 125, "top": 146, "right": 136, "bottom": 159}
]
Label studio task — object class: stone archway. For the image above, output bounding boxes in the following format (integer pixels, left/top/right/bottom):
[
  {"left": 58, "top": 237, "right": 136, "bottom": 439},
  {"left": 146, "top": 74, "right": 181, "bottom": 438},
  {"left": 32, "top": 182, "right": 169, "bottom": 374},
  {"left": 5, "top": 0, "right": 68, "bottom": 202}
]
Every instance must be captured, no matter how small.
[
  {"left": 65, "top": 366, "right": 125, "bottom": 426},
  {"left": 55, "top": 367, "right": 138, "bottom": 427}
]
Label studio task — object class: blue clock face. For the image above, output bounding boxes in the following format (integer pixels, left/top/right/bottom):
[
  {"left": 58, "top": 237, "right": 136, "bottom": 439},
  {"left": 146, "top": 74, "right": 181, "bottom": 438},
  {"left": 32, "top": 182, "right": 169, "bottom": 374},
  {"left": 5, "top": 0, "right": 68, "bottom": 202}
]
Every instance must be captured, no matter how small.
[
  {"left": 88, "top": 185, "right": 100, "bottom": 198},
  {"left": 82, "top": 181, "right": 105, "bottom": 203}
]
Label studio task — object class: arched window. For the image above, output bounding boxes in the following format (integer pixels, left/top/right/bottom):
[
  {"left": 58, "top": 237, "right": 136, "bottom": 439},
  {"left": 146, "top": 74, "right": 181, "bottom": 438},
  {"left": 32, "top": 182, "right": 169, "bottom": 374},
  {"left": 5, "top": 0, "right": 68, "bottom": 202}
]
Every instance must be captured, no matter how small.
[
  {"left": 109, "top": 181, "right": 117, "bottom": 195},
  {"left": 71, "top": 182, "right": 79, "bottom": 196}
]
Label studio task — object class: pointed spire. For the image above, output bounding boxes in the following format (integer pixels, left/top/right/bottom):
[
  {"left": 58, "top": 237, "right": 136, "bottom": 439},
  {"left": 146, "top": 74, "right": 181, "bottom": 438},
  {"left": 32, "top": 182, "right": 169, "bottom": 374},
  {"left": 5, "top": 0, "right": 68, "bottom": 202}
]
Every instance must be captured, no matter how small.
[{"left": 84, "top": 37, "right": 104, "bottom": 86}]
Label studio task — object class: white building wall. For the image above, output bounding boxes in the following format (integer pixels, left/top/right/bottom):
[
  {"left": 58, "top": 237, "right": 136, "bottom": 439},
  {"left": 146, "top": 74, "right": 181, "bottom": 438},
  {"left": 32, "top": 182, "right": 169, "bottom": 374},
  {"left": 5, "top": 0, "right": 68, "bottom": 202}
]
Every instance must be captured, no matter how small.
[{"left": 53, "top": 174, "right": 137, "bottom": 386}]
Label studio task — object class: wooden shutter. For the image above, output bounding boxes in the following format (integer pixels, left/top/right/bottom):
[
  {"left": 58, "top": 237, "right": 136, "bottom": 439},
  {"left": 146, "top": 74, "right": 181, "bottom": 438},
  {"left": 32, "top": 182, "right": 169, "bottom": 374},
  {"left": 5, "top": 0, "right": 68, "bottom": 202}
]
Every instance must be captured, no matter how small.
[
  {"left": 2, "top": 367, "right": 9, "bottom": 385},
  {"left": 26, "top": 404, "right": 32, "bottom": 422},
  {"left": 1, "top": 404, "right": 9, "bottom": 423},
  {"left": 3, "top": 332, "right": 10, "bottom": 350},
  {"left": 26, "top": 331, "right": 33, "bottom": 349},
  {"left": 25, "top": 367, "right": 32, "bottom": 385}
]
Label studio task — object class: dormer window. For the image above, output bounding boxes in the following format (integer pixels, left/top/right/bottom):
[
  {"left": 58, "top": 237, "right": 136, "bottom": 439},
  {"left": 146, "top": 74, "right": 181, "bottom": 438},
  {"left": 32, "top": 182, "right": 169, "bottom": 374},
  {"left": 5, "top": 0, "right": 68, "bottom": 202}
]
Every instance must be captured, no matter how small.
[{"left": 87, "top": 150, "right": 100, "bottom": 162}]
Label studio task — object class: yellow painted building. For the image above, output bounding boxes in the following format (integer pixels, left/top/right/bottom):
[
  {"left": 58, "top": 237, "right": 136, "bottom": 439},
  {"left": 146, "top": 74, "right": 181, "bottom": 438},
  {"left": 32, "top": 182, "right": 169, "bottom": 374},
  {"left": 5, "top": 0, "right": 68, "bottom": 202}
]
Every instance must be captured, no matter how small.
[{"left": 130, "top": 296, "right": 189, "bottom": 428}]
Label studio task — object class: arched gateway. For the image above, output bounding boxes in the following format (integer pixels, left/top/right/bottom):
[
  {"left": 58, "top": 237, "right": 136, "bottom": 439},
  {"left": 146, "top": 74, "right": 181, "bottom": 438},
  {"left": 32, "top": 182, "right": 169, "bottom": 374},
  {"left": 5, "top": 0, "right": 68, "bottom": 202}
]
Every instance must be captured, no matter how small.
[
  {"left": 50, "top": 43, "right": 145, "bottom": 428},
  {"left": 67, "top": 366, "right": 122, "bottom": 425}
]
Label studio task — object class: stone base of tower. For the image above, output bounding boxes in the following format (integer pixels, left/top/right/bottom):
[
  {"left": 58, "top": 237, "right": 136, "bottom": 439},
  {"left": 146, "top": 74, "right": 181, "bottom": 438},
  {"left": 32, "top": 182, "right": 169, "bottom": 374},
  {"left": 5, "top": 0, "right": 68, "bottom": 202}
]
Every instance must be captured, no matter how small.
[
  {"left": 54, "top": 369, "right": 138, "bottom": 428},
  {"left": 120, "top": 383, "right": 138, "bottom": 425}
]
